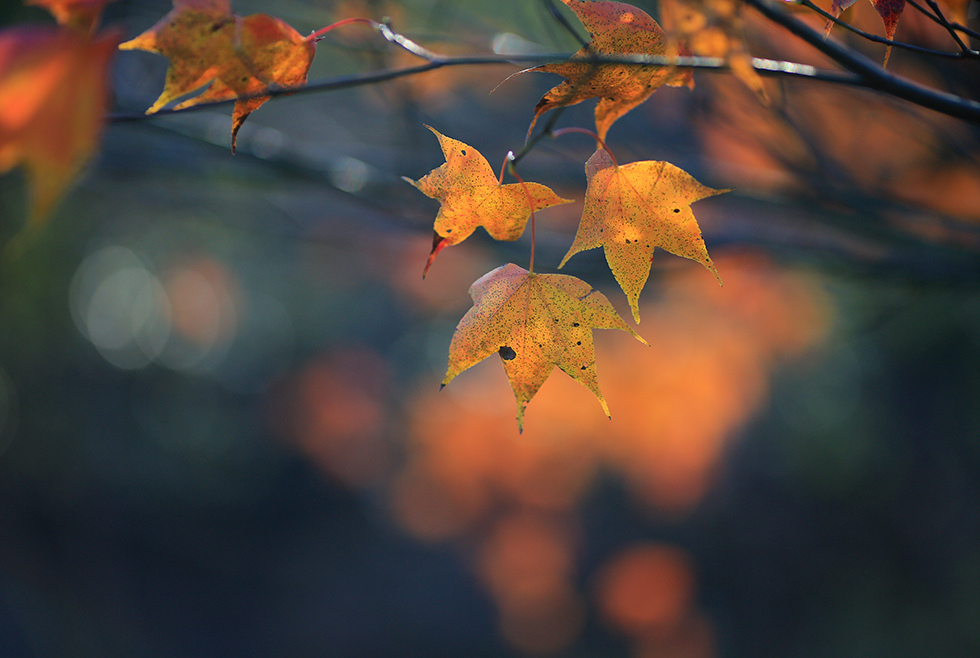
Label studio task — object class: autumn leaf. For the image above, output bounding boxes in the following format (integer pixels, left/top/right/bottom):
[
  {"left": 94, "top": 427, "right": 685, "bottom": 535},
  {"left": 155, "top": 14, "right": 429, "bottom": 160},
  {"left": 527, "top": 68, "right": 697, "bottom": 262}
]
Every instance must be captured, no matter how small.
[
  {"left": 559, "top": 148, "right": 725, "bottom": 323},
  {"left": 518, "top": 0, "right": 689, "bottom": 141},
  {"left": 404, "top": 126, "right": 572, "bottom": 277},
  {"left": 26, "top": 0, "right": 116, "bottom": 33},
  {"left": 443, "top": 263, "right": 646, "bottom": 431},
  {"left": 824, "top": 0, "right": 906, "bottom": 65},
  {"left": 659, "top": 0, "right": 768, "bottom": 103},
  {"left": 119, "top": 0, "right": 315, "bottom": 152},
  {"left": 0, "top": 25, "right": 118, "bottom": 226}
]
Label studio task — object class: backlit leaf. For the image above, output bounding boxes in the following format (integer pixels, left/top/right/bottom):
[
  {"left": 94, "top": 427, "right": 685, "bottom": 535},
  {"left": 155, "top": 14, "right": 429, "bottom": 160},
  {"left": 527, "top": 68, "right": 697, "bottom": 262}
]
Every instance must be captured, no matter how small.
[
  {"left": 404, "top": 126, "right": 572, "bottom": 277},
  {"left": 559, "top": 148, "right": 725, "bottom": 323},
  {"left": 444, "top": 263, "right": 646, "bottom": 431}
]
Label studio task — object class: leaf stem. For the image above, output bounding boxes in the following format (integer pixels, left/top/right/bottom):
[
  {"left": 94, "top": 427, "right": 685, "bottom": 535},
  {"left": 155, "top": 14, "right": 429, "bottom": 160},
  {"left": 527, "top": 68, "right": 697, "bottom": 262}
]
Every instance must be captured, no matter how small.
[
  {"left": 307, "top": 17, "right": 378, "bottom": 43},
  {"left": 550, "top": 127, "right": 617, "bottom": 166},
  {"left": 505, "top": 153, "right": 536, "bottom": 274}
]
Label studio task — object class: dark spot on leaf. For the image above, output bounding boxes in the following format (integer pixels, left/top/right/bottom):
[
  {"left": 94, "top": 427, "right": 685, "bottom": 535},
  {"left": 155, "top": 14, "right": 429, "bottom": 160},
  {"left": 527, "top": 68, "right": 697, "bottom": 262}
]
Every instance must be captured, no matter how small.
[
  {"left": 576, "top": 341, "right": 582, "bottom": 345},
  {"left": 499, "top": 345, "right": 516, "bottom": 360},
  {"left": 572, "top": 322, "right": 580, "bottom": 327}
]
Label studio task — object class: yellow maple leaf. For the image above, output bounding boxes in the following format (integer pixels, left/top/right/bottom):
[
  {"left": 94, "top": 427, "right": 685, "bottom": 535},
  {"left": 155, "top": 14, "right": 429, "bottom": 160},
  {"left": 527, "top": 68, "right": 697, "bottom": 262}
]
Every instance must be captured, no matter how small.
[
  {"left": 119, "top": 0, "right": 315, "bottom": 151},
  {"left": 443, "top": 262, "right": 646, "bottom": 432},
  {"left": 404, "top": 126, "right": 572, "bottom": 276},
  {"left": 559, "top": 148, "right": 725, "bottom": 323}
]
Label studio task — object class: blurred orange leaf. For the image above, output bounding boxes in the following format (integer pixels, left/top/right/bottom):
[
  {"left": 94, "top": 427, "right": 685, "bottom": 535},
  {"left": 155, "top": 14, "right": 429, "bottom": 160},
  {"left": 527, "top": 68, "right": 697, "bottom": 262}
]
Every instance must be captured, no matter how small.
[
  {"left": 27, "top": 0, "right": 116, "bottom": 33},
  {"left": 0, "top": 25, "right": 118, "bottom": 226},
  {"left": 119, "top": 0, "right": 315, "bottom": 151},
  {"left": 659, "top": 0, "right": 768, "bottom": 102},
  {"left": 443, "top": 263, "right": 646, "bottom": 431},
  {"left": 559, "top": 148, "right": 725, "bottom": 323},
  {"left": 516, "top": 0, "right": 689, "bottom": 141},
  {"left": 404, "top": 126, "right": 572, "bottom": 277}
]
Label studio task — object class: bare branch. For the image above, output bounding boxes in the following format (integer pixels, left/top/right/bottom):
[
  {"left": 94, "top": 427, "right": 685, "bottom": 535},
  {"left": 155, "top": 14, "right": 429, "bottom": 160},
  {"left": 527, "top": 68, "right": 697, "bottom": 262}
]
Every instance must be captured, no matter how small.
[{"left": 744, "top": 0, "right": 980, "bottom": 123}]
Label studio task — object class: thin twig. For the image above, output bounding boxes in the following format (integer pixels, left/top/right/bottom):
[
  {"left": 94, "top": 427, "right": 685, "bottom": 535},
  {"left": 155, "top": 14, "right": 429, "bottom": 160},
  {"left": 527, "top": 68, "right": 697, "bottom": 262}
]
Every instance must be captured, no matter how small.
[
  {"left": 107, "top": 52, "right": 861, "bottom": 124},
  {"left": 800, "top": 0, "right": 978, "bottom": 58},
  {"left": 906, "top": 0, "right": 980, "bottom": 41},
  {"left": 743, "top": 0, "right": 980, "bottom": 123},
  {"left": 923, "top": 0, "right": 972, "bottom": 52}
]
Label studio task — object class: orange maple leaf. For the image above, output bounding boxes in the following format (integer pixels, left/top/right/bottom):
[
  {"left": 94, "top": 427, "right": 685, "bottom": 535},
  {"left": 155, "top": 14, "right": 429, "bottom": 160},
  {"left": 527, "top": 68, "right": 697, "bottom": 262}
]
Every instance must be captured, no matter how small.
[
  {"left": 559, "top": 148, "right": 725, "bottom": 323},
  {"left": 443, "top": 263, "right": 646, "bottom": 431},
  {"left": 824, "top": 0, "right": 906, "bottom": 65},
  {"left": 0, "top": 25, "right": 118, "bottom": 226},
  {"left": 518, "top": 0, "right": 690, "bottom": 141},
  {"left": 404, "top": 126, "right": 572, "bottom": 277},
  {"left": 26, "top": 0, "right": 116, "bottom": 33},
  {"left": 119, "top": 0, "right": 315, "bottom": 151}
]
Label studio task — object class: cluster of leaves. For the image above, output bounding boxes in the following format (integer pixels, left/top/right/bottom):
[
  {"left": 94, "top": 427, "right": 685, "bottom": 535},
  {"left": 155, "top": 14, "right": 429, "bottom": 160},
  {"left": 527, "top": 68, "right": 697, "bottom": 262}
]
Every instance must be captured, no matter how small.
[
  {"left": 2, "top": 0, "right": 978, "bottom": 427},
  {"left": 405, "top": 0, "right": 727, "bottom": 430}
]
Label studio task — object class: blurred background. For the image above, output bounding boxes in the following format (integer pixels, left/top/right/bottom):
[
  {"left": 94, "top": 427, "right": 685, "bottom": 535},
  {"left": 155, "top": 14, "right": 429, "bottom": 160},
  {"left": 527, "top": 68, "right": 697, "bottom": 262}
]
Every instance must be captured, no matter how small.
[{"left": 2, "top": 0, "right": 980, "bottom": 656}]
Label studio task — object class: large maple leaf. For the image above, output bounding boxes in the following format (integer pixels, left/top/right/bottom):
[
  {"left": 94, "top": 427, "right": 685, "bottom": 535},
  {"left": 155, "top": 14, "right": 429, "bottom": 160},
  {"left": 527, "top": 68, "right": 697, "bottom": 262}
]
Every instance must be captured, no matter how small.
[
  {"left": 404, "top": 126, "right": 572, "bottom": 276},
  {"left": 0, "top": 25, "right": 118, "bottom": 226},
  {"left": 443, "top": 263, "right": 646, "bottom": 431},
  {"left": 119, "top": 0, "right": 315, "bottom": 152},
  {"left": 559, "top": 148, "right": 725, "bottom": 323},
  {"left": 519, "top": 0, "right": 691, "bottom": 141}
]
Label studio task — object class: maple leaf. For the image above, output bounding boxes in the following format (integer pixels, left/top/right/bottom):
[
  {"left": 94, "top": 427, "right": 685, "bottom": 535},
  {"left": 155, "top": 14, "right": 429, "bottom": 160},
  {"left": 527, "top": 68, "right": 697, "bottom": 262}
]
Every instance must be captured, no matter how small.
[
  {"left": 404, "top": 126, "right": 572, "bottom": 277},
  {"left": 824, "top": 0, "right": 906, "bottom": 65},
  {"left": 0, "top": 25, "right": 118, "bottom": 226},
  {"left": 559, "top": 148, "right": 725, "bottom": 323},
  {"left": 26, "top": 0, "right": 116, "bottom": 33},
  {"left": 443, "top": 263, "right": 646, "bottom": 432},
  {"left": 119, "top": 0, "right": 315, "bottom": 152},
  {"left": 520, "top": 0, "right": 690, "bottom": 141},
  {"left": 659, "top": 0, "right": 768, "bottom": 103}
]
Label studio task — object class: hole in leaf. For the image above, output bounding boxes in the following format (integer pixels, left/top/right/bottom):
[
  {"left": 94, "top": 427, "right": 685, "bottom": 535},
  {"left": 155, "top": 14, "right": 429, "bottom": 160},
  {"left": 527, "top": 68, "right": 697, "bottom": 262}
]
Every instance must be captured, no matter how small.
[
  {"left": 460, "top": 149, "right": 466, "bottom": 155},
  {"left": 499, "top": 345, "right": 516, "bottom": 360},
  {"left": 673, "top": 208, "right": 680, "bottom": 213}
]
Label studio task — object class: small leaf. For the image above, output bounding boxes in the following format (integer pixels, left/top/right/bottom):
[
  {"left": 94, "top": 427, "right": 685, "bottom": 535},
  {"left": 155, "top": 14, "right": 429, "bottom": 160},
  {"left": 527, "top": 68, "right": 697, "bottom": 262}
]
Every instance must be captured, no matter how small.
[
  {"left": 444, "top": 263, "right": 646, "bottom": 432},
  {"left": 404, "top": 126, "right": 572, "bottom": 276},
  {"left": 559, "top": 148, "right": 726, "bottom": 323}
]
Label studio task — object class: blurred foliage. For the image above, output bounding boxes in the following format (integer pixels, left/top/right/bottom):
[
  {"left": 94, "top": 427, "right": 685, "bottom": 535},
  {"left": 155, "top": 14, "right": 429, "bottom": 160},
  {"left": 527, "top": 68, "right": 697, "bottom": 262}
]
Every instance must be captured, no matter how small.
[{"left": 2, "top": 0, "right": 980, "bottom": 656}]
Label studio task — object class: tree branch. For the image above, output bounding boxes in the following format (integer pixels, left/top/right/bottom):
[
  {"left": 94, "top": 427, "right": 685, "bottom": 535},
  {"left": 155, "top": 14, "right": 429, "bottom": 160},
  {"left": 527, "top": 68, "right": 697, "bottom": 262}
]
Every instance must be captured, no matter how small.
[
  {"left": 744, "top": 0, "right": 980, "bottom": 123},
  {"left": 799, "top": 0, "right": 979, "bottom": 58}
]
